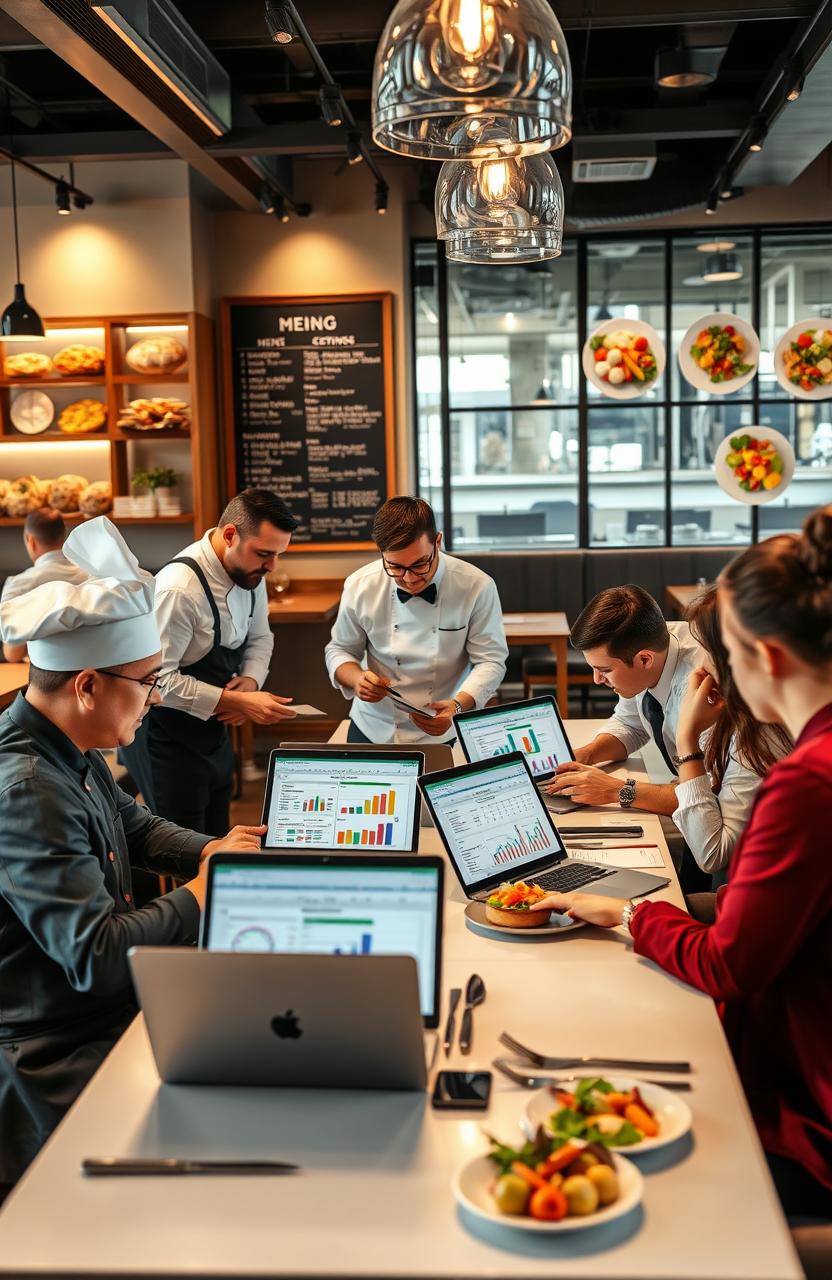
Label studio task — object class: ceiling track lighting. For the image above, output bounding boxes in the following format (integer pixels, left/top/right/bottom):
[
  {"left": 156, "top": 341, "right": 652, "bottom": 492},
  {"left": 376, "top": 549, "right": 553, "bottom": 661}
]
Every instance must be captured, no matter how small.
[
  {"left": 346, "top": 130, "right": 364, "bottom": 165},
  {"left": 55, "top": 179, "right": 71, "bottom": 215},
  {"left": 320, "top": 83, "right": 344, "bottom": 127},
  {"left": 273, "top": 196, "right": 290, "bottom": 224},
  {"left": 258, "top": 184, "right": 276, "bottom": 215},
  {"left": 264, "top": 1, "right": 294, "bottom": 44},
  {"left": 747, "top": 117, "right": 767, "bottom": 153},
  {"left": 375, "top": 181, "right": 389, "bottom": 215},
  {"left": 705, "top": 186, "right": 719, "bottom": 216},
  {"left": 784, "top": 64, "right": 805, "bottom": 102},
  {"left": 435, "top": 150, "right": 564, "bottom": 263},
  {"left": 655, "top": 45, "right": 717, "bottom": 89},
  {"left": 372, "top": 0, "right": 572, "bottom": 161}
]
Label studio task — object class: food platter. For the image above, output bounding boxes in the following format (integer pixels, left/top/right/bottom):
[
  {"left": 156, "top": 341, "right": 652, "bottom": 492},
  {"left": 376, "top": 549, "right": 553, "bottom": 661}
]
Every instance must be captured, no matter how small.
[
  {"left": 10, "top": 390, "right": 55, "bottom": 435},
  {"left": 678, "top": 312, "right": 759, "bottom": 395},
  {"left": 582, "top": 317, "right": 665, "bottom": 400},
  {"left": 524, "top": 1075, "right": 692, "bottom": 1155},
  {"left": 774, "top": 317, "right": 832, "bottom": 401},
  {"left": 464, "top": 901, "right": 585, "bottom": 937},
  {"left": 714, "top": 427, "right": 795, "bottom": 506}
]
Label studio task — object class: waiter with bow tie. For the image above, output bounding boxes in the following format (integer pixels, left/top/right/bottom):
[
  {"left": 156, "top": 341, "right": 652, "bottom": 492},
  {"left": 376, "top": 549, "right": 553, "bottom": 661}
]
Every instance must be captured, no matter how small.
[{"left": 325, "top": 497, "right": 507, "bottom": 743}]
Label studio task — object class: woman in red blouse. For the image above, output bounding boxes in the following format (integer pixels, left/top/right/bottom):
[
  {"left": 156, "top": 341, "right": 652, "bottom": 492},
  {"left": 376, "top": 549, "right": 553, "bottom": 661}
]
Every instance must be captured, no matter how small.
[{"left": 538, "top": 504, "right": 832, "bottom": 1218}]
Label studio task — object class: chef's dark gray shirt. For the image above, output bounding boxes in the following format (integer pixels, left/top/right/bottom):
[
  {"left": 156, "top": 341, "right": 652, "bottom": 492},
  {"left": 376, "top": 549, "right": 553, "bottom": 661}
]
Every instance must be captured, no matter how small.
[{"left": 0, "top": 694, "right": 209, "bottom": 1042}]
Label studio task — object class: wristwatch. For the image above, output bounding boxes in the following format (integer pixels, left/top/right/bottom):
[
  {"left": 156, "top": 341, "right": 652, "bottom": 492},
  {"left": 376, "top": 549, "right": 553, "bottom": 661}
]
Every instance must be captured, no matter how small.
[
  {"left": 618, "top": 777, "right": 637, "bottom": 808},
  {"left": 452, "top": 699, "right": 464, "bottom": 716},
  {"left": 621, "top": 899, "right": 638, "bottom": 934}
]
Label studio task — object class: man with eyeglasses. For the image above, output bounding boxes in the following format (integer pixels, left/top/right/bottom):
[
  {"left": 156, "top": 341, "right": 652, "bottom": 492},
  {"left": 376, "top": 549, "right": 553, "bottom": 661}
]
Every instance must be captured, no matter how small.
[
  {"left": 0, "top": 517, "right": 265, "bottom": 1199},
  {"left": 325, "top": 497, "right": 507, "bottom": 743}
]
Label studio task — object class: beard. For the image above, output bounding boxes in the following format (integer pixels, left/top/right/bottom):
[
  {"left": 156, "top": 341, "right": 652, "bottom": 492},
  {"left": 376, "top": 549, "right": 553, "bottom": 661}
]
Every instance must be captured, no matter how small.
[{"left": 227, "top": 564, "right": 267, "bottom": 589}]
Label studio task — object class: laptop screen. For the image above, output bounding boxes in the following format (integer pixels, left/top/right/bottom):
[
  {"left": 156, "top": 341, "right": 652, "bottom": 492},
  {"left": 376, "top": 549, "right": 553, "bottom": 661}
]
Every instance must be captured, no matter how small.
[
  {"left": 263, "top": 752, "right": 422, "bottom": 852},
  {"left": 455, "top": 697, "right": 574, "bottom": 782},
  {"left": 422, "top": 756, "right": 565, "bottom": 889},
  {"left": 202, "top": 858, "right": 442, "bottom": 1022}
]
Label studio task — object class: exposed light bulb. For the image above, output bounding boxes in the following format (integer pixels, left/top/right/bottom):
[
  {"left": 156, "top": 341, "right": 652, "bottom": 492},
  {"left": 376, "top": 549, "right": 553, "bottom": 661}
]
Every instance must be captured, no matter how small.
[
  {"left": 441, "top": 0, "right": 496, "bottom": 62},
  {"left": 478, "top": 157, "right": 517, "bottom": 204}
]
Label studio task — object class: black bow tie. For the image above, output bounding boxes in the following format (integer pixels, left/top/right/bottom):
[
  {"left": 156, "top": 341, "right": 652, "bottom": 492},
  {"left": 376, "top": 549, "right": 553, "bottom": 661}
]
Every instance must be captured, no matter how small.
[{"left": 396, "top": 584, "right": 437, "bottom": 605}]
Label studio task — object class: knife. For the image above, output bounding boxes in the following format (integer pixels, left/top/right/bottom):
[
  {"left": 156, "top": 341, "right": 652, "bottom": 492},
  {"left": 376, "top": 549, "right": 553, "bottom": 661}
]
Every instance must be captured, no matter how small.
[
  {"left": 459, "top": 973, "right": 486, "bottom": 1056},
  {"left": 81, "top": 1158, "right": 299, "bottom": 1176},
  {"left": 443, "top": 987, "right": 462, "bottom": 1056}
]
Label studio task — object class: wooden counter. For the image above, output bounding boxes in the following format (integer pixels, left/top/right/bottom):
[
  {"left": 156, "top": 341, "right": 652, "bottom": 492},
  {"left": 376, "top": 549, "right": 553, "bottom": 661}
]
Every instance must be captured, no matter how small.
[{"left": 0, "top": 662, "right": 28, "bottom": 710}]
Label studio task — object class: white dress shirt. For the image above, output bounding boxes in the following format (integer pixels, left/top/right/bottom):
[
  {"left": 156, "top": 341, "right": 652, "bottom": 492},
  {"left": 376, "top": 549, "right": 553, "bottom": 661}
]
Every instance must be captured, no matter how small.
[
  {"left": 154, "top": 531, "right": 274, "bottom": 721},
  {"left": 324, "top": 552, "right": 508, "bottom": 743},
  {"left": 1, "top": 550, "right": 87, "bottom": 603}
]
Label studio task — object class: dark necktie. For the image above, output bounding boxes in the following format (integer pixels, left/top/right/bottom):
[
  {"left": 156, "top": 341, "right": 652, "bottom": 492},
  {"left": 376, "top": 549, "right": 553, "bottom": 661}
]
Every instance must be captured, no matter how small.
[
  {"left": 641, "top": 690, "right": 677, "bottom": 775},
  {"left": 396, "top": 584, "right": 437, "bottom": 605}
]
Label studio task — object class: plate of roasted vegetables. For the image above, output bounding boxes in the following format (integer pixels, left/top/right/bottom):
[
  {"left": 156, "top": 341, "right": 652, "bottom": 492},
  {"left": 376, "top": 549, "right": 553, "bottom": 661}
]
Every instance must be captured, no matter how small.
[
  {"left": 582, "top": 318, "right": 665, "bottom": 400},
  {"left": 775, "top": 319, "right": 832, "bottom": 400},
  {"left": 679, "top": 312, "right": 759, "bottom": 394},
  {"left": 715, "top": 428, "right": 795, "bottom": 505},
  {"left": 524, "top": 1075, "right": 692, "bottom": 1156},
  {"left": 454, "top": 1126, "right": 643, "bottom": 1233}
]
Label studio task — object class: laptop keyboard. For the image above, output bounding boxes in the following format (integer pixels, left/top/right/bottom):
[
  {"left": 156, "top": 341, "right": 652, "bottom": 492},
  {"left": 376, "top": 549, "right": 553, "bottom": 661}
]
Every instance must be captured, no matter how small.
[{"left": 534, "top": 863, "right": 615, "bottom": 892}]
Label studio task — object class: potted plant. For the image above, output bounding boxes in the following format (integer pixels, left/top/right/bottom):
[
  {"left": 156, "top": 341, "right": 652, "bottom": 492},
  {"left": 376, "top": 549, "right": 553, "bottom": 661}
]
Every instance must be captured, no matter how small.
[{"left": 131, "top": 466, "right": 180, "bottom": 516}]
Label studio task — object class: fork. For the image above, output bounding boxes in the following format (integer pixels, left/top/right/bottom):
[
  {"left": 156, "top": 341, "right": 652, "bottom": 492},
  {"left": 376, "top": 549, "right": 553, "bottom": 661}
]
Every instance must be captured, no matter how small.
[
  {"left": 493, "top": 1057, "right": 692, "bottom": 1092},
  {"left": 499, "top": 1031, "right": 691, "bottom": 1075}
]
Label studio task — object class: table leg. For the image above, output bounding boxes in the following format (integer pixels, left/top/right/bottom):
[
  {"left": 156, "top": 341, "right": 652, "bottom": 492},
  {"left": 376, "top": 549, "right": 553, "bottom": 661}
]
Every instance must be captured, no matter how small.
[{"left": 551, "top": 636, "right": 569, "bottom": 718}]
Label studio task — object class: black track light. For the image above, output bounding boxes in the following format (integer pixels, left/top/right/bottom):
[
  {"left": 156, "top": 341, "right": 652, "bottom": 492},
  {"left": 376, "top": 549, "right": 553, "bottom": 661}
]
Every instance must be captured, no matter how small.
[
  {"left": 785, "top": 67, "right": 805, "bottom": 102},
  {"left": 375, "top": 181, "right": 388, "bottom": 215},
  {"left": 259, "top": 184, "right": 276, "bottom": 215},
  {"left": 294, "top": 202, "right": 312, "bottom": 217},
  {"left": 71, "top": 192, "right": 93, "bottom": 210},
  {"left": 705, "top": 187, "right": 719, "bottom": 216},
  {"left": 320, "top": 83, "right": 343, "bottom": 128},
  {"left": 274, "top": 196, "right": 290, "bottom": 224},
  {"left": 748, "top": 117, "right": 767, "bottom": 153},
  {"left": 346, "top": 130, "right": 363, "bottom": 165},
  {"left": 264, "top": 1, "right": 294, "bottom": 44},
  {"left": 55, "top": 179, "right": 71, "bottom": 215}
]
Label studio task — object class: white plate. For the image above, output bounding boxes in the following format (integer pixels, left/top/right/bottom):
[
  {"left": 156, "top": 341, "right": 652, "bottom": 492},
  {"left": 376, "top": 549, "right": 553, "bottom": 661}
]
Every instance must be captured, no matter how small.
[
  {"left": 454, "top": 1150, "right": 643, "bottom": 1234},
  {"left": 714, "top": 427, "right": 795, "bottom": 506},
  {"left": 524, "top": 1075, "right": 692, "bottom": 1155},
  {"left": 678, "top": 312, "right": 759, "bottom": 396},
  {"left": 464, "top": 901, "right": 585, "bottom": 937},
  {"left": 10, "top": 389, "right": 55, "bottom": 435},
  {"left": 582, "top": 317, "right": 665, "bottom": 400},
  {"left": 774, "top": 317, "right": 832, "bottom": 401}
]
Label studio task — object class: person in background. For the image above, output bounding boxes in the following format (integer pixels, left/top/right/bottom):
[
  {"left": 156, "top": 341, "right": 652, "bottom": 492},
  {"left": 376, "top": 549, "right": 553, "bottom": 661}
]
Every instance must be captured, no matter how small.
[
  {"left": 534, "top": 505, "right": 832, "bottom": 1221},
  {"left": 324, "top": 497, "right": 507, "bottom": 743},
  {"left": 148, "top": 489, "right": 299, "bottom": 834},
  {"left": 1, "top": 508, "right": 87, "bottom": 662},
  {"left": 673, "top": 585, "right": 790, "bottom": 883},
  {"left": 0, "top": 517, "right": 265, "bottom": 1200}
]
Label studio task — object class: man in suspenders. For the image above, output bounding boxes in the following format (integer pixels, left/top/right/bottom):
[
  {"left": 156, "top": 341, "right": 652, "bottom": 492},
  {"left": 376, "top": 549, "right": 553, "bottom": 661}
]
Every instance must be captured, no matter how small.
[{"left": 148, "top": 489, "right": 299, "bottom": 834}]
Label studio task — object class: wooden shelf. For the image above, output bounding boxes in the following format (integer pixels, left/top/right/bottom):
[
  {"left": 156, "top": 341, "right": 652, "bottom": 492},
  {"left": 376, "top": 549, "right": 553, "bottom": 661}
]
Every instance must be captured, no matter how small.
[
  {"left": 0, "top": 376, "right": 107, "bottom": 388},
  {"left": 111, "top": 429, "right": 191, "bottom": 442},
  {"left": 111, "top": 373, "right": 189, "bottom": 384},
  {"left": 0, "top": 432, "right": 110, "bottom": 444},
  {"left": 0, "top": 512, "right": 193, "bottom": 527}
]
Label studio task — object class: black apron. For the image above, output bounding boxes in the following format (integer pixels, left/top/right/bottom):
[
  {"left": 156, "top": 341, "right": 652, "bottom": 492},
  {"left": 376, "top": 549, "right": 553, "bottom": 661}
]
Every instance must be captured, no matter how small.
[{"left": 147, "top": 557, "right": 254, "bottom": 830}]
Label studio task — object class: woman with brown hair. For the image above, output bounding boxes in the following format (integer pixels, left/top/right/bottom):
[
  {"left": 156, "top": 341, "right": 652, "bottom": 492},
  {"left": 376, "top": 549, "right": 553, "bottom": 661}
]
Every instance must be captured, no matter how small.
[{"left": 671, "top": 584, "right": 791, "bottom": 877}]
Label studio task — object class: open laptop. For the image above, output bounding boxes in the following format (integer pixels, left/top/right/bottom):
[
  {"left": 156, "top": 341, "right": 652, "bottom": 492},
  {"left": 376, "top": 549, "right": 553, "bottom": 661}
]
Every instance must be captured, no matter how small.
[
  {"left": 454, "top": 695, "right": 581, "bottom": 814},
  {"left": 262, "top": 747, "right": 423, "bottom": 851},
  {"left": 281, "top": 741, "right": 454, "bottom": 827},
  {"left": 419, "top": 753, "right": 669, "bottom": 903},
  {"left": 128, "top": 852, "right": 444, "bottom": 1090}
]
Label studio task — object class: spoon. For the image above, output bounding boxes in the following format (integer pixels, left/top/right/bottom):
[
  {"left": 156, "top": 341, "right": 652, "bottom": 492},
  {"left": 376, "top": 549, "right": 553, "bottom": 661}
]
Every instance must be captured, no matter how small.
[{"left": 459, "top": 974, "right": 486, "bottom": 1055}]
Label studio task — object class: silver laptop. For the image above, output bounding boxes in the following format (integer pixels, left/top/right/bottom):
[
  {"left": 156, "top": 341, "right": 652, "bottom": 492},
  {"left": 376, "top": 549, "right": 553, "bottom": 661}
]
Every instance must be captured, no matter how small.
[
  {"left": 453, "top": 696, "right": 580, "bottom": 814},
  {"left": 419, "top": 753, "right": 669, "bottom": 903},
  {"left": 282, "top": 741, "right": 454, "bottom": 827}
]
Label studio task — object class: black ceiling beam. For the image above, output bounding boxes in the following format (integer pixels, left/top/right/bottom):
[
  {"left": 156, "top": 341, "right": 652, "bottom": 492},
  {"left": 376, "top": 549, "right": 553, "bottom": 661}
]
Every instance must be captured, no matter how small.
[{"left": 10, "top": 129, "right": 172, "bottom": 162}]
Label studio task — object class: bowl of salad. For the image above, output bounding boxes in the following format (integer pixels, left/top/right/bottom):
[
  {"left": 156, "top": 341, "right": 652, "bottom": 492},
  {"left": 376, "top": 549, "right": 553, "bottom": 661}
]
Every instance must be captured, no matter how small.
[
  {"left": 582, "top": 318, "right": 665, "bottom": 400},
  {"left": 524, "top": 1075, "right": 692, "bottom": 1156},
  {"left": 715, "top": 427, "right": 795, "bottom": 506},
  {"left": 775, "top": 318, "right": 832, "bottom": 401},
  {"left": 679, "top": 312, "right": 759, "bottom": 395}
]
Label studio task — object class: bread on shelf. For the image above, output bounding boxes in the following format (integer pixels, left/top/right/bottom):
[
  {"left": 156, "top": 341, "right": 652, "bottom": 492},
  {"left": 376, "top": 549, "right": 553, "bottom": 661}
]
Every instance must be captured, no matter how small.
[
  {"left": 125, "top": 335, "right": 187, "bottom": 375},
  {"left": 53, "top": 345, "right": 106, "bottom": 376}
]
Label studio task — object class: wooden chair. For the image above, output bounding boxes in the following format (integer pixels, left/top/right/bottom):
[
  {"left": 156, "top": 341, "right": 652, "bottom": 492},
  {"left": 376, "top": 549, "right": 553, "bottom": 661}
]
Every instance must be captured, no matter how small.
[{"left": 521, "top": 645, "right": 593, "bottom": 712}]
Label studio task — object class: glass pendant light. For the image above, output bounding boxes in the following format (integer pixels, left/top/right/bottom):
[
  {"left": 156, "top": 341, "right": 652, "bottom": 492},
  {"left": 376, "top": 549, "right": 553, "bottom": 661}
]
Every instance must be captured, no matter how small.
[
  {"left": 702, "top": 251, "right": 743, "bottom": 282},
  {"left": 1, "top": 157, "right": 45, "bottom": 341},
  {"left": 435, "top": 149, "right": 563, "bottom": 262},
  {"left": 372, "top": 0, "right": 572, "bottom": 161}
]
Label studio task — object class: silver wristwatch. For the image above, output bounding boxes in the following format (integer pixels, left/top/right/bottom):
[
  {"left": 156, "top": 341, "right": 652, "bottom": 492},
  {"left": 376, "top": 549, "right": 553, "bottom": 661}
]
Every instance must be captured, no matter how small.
[
  {"left": 453, "top": 699, "right": 464, "bottom": 716},
  {"left": 621, "top": 899, "right": 638, "bottom": 934},
  {"left": 618, "top": 777, "right": 637, "bottom": 808}
]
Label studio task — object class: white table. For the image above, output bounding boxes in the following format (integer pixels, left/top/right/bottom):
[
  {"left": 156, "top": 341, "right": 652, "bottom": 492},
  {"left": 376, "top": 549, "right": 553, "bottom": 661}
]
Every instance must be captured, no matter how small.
[{"left": 0, "top": 722, "right": 802, "bottom": 1280}]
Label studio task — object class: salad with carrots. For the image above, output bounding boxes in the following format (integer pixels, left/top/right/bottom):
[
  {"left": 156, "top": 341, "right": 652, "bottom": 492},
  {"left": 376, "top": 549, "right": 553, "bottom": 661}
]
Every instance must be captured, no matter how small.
[
  {"left": 690, "top": 323, "right": 754, "bottom": 384},
  {"left": 485, "top": 881, "right": 547, "bottom": 913},
  {"left": 590, "top": 330, "right": 658, "bottom": 387},
  {"left": 725, "top": 433, "right": 783, "bottom": 494},
  {"left": 783, "top": 327, "right": 832, "bottom": 392},
  {"left": 546, "top": 1076, "right": 659, "bottom": 1147},
  {"left": 488, "top": 1127, "right": 622, "bottom": 1221}
]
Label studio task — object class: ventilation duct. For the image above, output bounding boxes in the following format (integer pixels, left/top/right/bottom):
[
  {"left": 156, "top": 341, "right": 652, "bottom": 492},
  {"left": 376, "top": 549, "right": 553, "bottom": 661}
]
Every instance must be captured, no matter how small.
[{"left": 572, "top": 140, "right": 657, "bottom": 184}]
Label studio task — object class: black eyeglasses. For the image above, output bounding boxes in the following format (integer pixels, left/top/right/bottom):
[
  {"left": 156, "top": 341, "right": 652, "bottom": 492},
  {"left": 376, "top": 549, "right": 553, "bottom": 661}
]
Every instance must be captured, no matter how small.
[
  {"left": 98, "top": 670, "right": 162, "bottom": 703},
  {"left": 381, "top": 538, "right": 438, "bottom": 579}
]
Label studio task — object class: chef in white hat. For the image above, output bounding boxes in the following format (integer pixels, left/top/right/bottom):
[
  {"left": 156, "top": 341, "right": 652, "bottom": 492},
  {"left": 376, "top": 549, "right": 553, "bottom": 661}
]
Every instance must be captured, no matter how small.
[{"left": 0, "top": 517, "right": 265, "bottom": 1197}]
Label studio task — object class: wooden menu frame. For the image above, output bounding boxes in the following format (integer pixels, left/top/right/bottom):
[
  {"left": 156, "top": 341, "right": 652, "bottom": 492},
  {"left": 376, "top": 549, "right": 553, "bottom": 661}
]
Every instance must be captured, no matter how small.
[{"left": 221, "top": 292, "right": 396, "bottom": 552}]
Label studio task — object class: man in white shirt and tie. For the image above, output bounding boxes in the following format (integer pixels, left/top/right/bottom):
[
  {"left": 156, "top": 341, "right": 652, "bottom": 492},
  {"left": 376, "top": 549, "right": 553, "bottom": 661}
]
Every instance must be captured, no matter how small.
[
  {"left": 325, "top": 497, "right": 507, "bottom": 743},
  {"left": 2, "top": 509, "right": 87, "bottom": 661},
  {"left": 148, "top": 489, "right": 298, "bottom": 833}
]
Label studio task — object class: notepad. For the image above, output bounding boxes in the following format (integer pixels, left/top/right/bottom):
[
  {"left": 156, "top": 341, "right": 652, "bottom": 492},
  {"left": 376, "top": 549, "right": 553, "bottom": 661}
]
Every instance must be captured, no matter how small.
[
  {"left": 290, "top": 704, "right": 327, "bottom": 717},
  {"left": 568, "top": 846, "right": 665, "bottom": 869}
]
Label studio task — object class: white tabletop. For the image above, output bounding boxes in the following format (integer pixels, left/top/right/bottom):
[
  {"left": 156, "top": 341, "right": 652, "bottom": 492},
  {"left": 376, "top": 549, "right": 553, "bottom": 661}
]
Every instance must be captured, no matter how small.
[{"left": 0, "top": 720, "right": 802, "bottom": 1280}]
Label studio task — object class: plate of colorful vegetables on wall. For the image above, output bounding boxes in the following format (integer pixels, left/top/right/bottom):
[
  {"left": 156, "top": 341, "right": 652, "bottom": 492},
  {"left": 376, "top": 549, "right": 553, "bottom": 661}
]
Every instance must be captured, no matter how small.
[
  {"left": 714, "top": 427, "right": 795, "bottom": 506},
  {"left": 582, "top": 318, "right": 665, "bottom": 400},
  {"left": 774, "top": 318, "right": 832, "bottom": 401},
  {"left": 679, "top": 312, "right": 759, "bottom": 395}
]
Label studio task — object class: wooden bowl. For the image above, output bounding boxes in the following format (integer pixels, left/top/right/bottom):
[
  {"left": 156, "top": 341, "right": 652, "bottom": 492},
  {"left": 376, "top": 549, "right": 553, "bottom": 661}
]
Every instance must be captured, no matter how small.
[{"left": 484, "top": 904, "right": 552, "bottom": 929}]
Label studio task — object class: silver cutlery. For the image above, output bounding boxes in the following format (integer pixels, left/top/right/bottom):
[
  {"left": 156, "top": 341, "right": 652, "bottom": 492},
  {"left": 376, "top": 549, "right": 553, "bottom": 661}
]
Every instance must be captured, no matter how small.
[
  {"left": 493, "top": 1057, "right": 692, "bottom": 1092},
  {"left": 443, "top": 987, "right": 462, "bottom": 1057},
  {"left": 459, "top": 974, "right": 486, "bottom": 1055},
  {"left": 499, "top": 1031, "right": 691, "bottom": 1075}
]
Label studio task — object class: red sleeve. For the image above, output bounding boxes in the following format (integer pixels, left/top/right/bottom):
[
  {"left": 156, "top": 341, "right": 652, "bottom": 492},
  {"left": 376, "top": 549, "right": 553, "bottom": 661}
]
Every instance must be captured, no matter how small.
[{"left": 630, "top": 756, "right": 832, "bottom": 1000}]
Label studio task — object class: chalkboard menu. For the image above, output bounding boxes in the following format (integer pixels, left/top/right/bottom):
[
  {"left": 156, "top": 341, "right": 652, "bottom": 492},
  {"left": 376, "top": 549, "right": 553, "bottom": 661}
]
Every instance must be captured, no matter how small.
[{"left": 221, "top": 293, "right": 395, "bottom": 550}]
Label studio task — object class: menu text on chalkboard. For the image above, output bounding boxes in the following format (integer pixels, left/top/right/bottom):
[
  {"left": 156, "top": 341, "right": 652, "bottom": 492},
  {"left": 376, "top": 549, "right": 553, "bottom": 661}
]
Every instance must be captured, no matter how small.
[{"left": 221, "top": 293, "right": 395, "bottom": 550}]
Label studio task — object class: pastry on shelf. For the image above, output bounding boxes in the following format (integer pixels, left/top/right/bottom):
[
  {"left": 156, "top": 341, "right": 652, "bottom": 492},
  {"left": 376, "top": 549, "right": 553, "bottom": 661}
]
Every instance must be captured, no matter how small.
[
  {"left": 58, "top": 399, "right": 108, "bottom": 434},
  {"left": 0, "top": 478, "right": 10, "bottom": 515},
  {"left": 49, "top": 474, "right": 89, "bottom": 513},
  {"left": 125, "top": 335, "right": 187, "bottom": 375},
  {"left": 116, "top": 396, "right": 190, "bottom": 431},
  {"left": 78, "top": 480, "right": 112, "bottom": 517},
  {"left": 4, "top": 352, "right": 53, "bottom": 378},
  {"left": 6, "top": 475, "right": 47, "bottom": 517},
  {"left": 53, "top": 345, "right": 106, "bottom": 376}
]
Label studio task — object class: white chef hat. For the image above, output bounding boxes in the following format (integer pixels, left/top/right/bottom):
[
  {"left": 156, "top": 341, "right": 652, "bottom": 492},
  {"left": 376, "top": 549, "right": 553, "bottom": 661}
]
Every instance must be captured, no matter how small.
[{"left": 0, "top": 516, "right": 160, "bottom": 671}]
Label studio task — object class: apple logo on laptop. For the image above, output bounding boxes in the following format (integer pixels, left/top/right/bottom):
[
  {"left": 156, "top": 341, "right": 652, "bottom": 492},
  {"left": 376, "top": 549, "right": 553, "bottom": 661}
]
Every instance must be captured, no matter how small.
[{"left": 270, "top": 1009, "right": 303, "bottom": 1040}]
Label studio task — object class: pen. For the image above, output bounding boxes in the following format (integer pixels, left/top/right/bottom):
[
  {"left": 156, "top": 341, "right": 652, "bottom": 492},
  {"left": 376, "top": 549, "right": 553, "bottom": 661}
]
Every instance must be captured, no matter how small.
[
  {"left": 564, "top": 842, "right": 660, "bottom": 850},
  {"left": 81, "top": 1158, "right": 299, "bottom": 1176}
]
